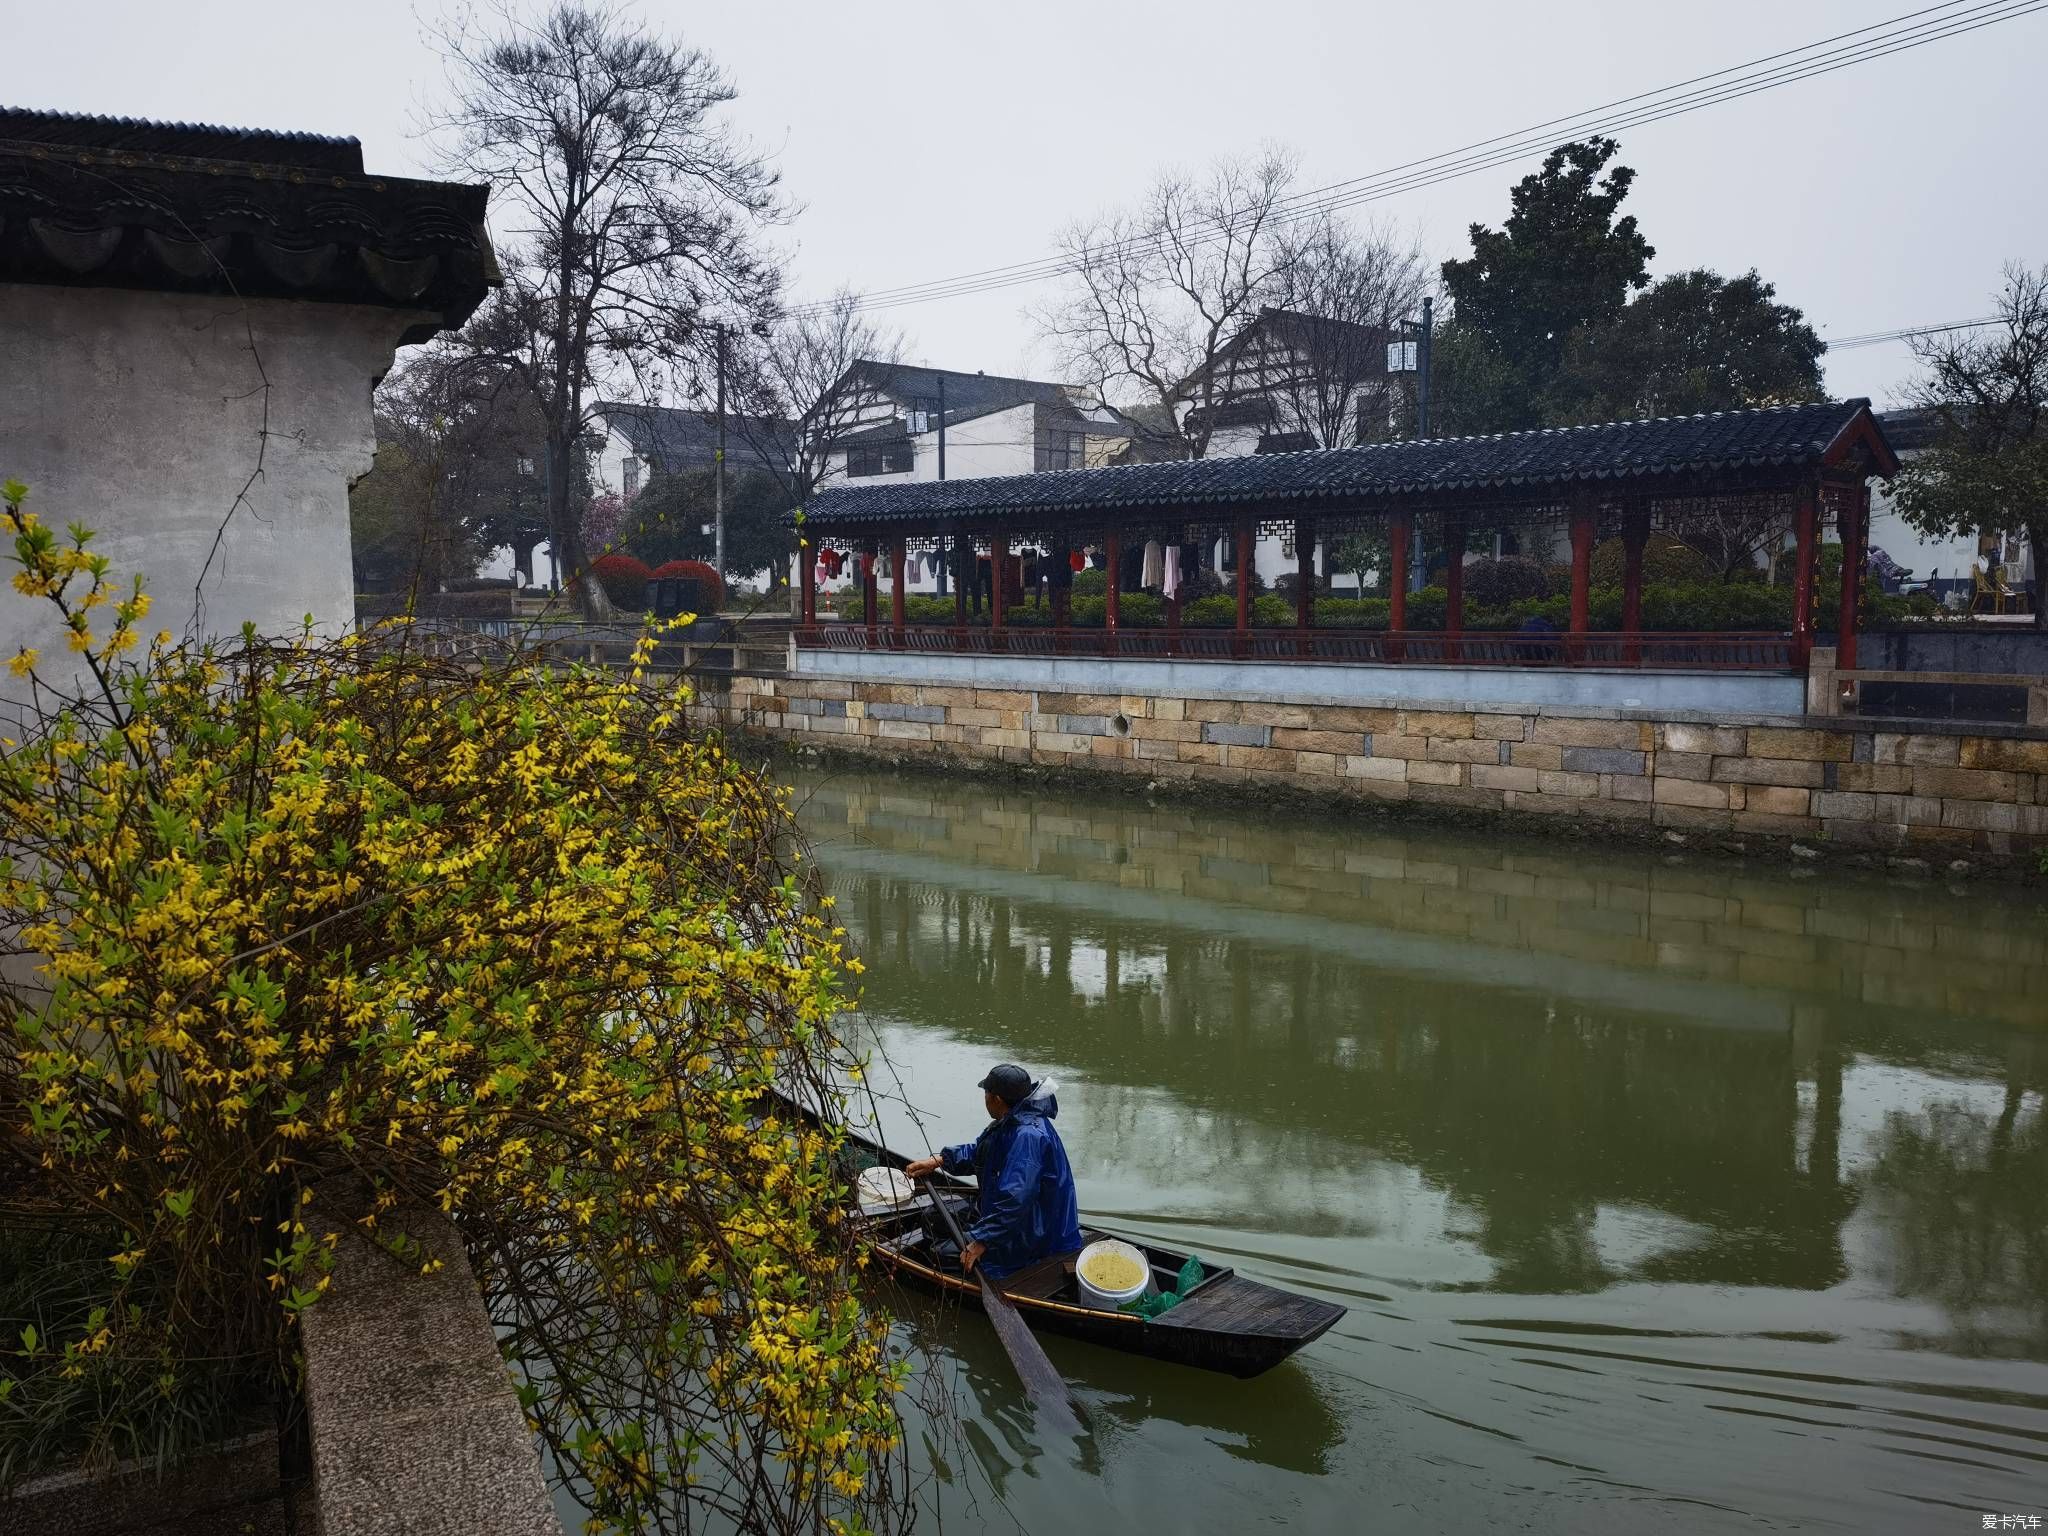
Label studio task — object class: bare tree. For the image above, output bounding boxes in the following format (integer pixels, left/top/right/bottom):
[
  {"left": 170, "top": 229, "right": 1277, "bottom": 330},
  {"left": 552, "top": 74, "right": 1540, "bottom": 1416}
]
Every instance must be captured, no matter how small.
[
  {"left": 1036, "top": 149, "right": 1298, "bottom": 459},
  {"left": 1265, "top": 213, "right": 1431, "bottom": 448},
  {"left": 428, "top": 2, "right": 784, "bottom": 616},
  {"left": 1891, "top": 262, "right": 2048, "bottom": 625},
  {"left": 729, "top": 290, "right": 905, "bottom": 546}
]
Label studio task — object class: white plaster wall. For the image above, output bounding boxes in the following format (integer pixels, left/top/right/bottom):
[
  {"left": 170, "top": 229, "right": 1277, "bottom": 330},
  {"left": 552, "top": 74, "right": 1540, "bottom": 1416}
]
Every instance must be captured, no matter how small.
[
  {"left": 909, "top": 403, "right": 1036, "bottom": 482},
  {"left": 1, "top": 285, "right": 431, "bottom": 693}
]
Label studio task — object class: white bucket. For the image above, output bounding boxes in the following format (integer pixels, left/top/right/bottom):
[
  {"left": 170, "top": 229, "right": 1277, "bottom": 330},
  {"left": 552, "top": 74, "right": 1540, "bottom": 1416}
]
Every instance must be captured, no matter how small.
[
  {"left": 1075, "top": 1238, "right": 1152, "bottom": 1311},
  {"left": 856, "top": 1165, "right": 916, "bottom": 1217}
]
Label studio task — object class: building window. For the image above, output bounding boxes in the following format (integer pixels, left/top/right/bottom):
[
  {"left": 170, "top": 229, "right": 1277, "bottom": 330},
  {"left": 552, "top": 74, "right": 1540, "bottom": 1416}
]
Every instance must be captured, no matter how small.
[
  {"left": 1035, "top": 429, "right": 1085, "bottom": 472},
  {"left": 622, "top": 455, "right": 641, "bottom": 495},
  {"left": 847, "top": 441, "right": 914, "bottom": 477}
]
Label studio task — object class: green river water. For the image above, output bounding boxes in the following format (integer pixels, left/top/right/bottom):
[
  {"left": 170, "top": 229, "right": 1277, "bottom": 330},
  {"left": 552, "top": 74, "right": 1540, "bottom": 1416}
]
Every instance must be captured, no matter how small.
[{"left": 789, "top": 766, "right": 2048, "bottom": 1536}]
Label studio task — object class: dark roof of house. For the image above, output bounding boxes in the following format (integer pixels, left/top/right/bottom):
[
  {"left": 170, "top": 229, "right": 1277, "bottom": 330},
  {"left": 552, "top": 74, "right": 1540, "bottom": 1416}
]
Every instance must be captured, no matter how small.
[
  {"left": 0, "top": 106, "right": 364, "bottom": 172},
  {"left": 0, "top": 105, "right": 494, "bottom": 339},
  {"left": 1875, "top": 406, "right": 1943, "bottom": 454},
  {"left": 805, "top": 400, "right": 1895, "bottom": 528},
  {"left": 598, "top": 403, "right": 795, "bottom": 476}
]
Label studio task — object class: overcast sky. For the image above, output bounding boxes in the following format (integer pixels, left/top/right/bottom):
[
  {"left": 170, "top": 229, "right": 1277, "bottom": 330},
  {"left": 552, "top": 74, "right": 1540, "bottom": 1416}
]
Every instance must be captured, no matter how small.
[{"left": 13, "top": 0, "right": 2044, "bottom": 409}]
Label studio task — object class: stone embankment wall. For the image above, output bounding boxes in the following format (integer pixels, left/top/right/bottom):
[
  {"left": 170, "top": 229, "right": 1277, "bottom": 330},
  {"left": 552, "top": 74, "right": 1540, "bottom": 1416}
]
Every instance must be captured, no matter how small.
[{"left": 709, "top": 673, "right": 2048, "bottom": 862}]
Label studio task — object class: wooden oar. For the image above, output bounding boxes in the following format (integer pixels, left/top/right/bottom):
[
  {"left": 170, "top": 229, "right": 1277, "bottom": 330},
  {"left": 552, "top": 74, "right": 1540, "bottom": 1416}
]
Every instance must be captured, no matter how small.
[{"left": 923, "top": 1182, "right": 1085, "bottom": 1437}]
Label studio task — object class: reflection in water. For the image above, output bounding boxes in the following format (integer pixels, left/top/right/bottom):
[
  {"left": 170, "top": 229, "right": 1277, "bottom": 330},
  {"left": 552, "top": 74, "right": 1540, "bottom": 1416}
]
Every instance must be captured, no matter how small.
[{"left": 796, "top": 770, "right": 2048, "bottom": 1533}]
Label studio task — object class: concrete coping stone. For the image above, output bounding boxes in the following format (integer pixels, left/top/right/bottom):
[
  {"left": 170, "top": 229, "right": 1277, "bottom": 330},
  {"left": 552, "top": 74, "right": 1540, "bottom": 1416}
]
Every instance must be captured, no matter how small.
[{"left": 301, "top": 1195, "right": 559, "bottom": 1536}]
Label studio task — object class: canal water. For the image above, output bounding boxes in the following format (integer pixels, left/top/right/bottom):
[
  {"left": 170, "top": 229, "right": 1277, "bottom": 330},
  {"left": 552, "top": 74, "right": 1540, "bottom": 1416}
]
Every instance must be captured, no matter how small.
[{"left": 791, "top": 767, "right": 2048, "bottom": 1536}]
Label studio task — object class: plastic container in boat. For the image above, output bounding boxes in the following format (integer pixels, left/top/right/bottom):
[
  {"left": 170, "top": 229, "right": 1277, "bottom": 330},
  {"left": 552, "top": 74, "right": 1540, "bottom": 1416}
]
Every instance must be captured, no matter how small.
[{"left": 1075, "top": 1238, "right": 1151, "bottom": 1311}]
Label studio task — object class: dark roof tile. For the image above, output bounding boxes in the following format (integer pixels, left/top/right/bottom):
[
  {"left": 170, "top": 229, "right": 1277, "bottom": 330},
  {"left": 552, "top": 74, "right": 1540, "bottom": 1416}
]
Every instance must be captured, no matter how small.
[{"left": 807, "top": 400, "right": 1887, "bottom": 527}]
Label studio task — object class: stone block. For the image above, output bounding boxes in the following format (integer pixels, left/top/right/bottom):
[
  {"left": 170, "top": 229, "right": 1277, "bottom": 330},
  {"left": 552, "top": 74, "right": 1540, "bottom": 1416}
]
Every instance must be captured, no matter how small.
[
  {"left": 1428, "top": 737, "right": 1503, "bottom": 764},
  {"left": 1132, "top": 736, "right": 1183, "bottom": 761},
  {"left": 972, "top": 688, "right": 1031, "bottom": 710},
  {"left": 1343, "top": 754, "right": 1408, "bottom": 782},
  {"left": 1272, "top": 728, "right": 1368, "bottom": 754},
  {"left": 981, "top": 728, "right": 1030, "bottom": 749},
  {"left": 1130, "top": 716, "right": 1202, "bottom": 743},
  {"left": 1226, "top": 744, "right": 1297, "bottom": 773},
  {"left": 1942, "top": 798, "right": 2021, "bottom": 833},
  {"left": 1532, "top": 717, "right": 1644, "bottom": 750},
  {"left": 1510, "top": 741, "right": 1564, "bottom": 771},
  {"left": 1747, "top": 727, "right": 1854, "bottom": 762},
  {"left": 1913, "top": 766, "right": 2019, "bottom": 802},
  {"left": 1604, "top": 772, "right": 1653, "bottom": 803},
  {"left": 1475, "top": 713, "right": 1530, "bottom": 740},
  {"left": 818, "top": 698, "right": 848, "bottom": 717},
  {"left": 1089, "top": 734, "right": 1133, "bottom": 760},
  {"left": 1472, "top": 763, "right": 1543, "bottom": 792},
  {"left": 1370, "top": 733, "right": 1430, "bottom": 760},
  {"left": 1154, "top": 696, "right": 1187, "bottom": 721},
  {"left": 1873, "top": 732, "right": 1960, "bottom": 766},
  {"left": 1654, "top": 777, "right": 1730, "bottom": 809},
  {"left": 1295, "top": 750, "right": 1340, "bottom": 776},
  {"left": 1401, "top": 709, "right": 1475, "bottom": 739},
  {"left": 1317, "top": 705, "right": 1404, "bottom": 732},
  {"left": 916, "top": 685, "right": 977, "bottom": 707},
  {"left": 1562, "top": 746, "right": 1646, "bottom": 775},
  {"left": 1406, "top": 758, "right": 1465, "bottom": 786},
  {"left": 1659, "top": 722, "right": 1747, "bottom": 755},
  {"left": 1188, "top": 698, "right": 1241, "bottom": 723},
  {"left": 876, "top": 719, "right": 933, "bottom": 742},
  {"left": 1341, "top": 775, "right": 1410, "bottom": 801},
  {"left": 1538, "top": 770, "right": 1601, "bottom": 799},
  {"left": 947, "top": 706, "right": 1001, "bottom": 729},
  {"left": 1837, "top": 763, "right": 1912, "bottom": 794},
  {"left": 1743, "top": 785, "right": 1812, "bottom": 817},
  {"left": 1202, "top": 720, "right": 1272, "bottom": 748},
  {"left": 1811, "top": 791, "right": 1877, "bottom": 822},
  {"left": 1242, "top": 701, "right": 1316, "bottom": 729},
  {"left": 1960, "top": 736, "right": 2048, "bottom": 773},
  {"left": 1653, "top": 750, "right": 1713, "bottom": 781},
  {"left": 1710, "top": 757, "right": 1825, "bottom": 788},
  {"left": 1058, "top": 714, "right": 1113, "bottom": 737},
  {"left": 1032, "top": 730, "right": 1091, "bottom": 755}
]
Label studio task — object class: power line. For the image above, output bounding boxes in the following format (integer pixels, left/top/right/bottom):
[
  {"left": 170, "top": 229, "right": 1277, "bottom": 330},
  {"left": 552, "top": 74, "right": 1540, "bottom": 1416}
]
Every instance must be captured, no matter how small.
[
  {"left": 1824, "top": 316, "right": 2003, "bottom": 350},
  {"left": 791, "top": 1, "right": 2043, "bottom": 319}
]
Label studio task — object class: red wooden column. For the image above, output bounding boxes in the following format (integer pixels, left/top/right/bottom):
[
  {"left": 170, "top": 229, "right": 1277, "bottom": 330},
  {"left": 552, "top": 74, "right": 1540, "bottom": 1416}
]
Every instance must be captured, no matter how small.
[
  {"left": 953, "top": 531, "right": 968, "bottom": 630},
  {"left": 990, "top": 528, "right": 1008, "bottom": 639},
  {"left": 1836, "top": 484, "right": 1865, "bottom": 672},
  {"left": 1791, "top": 483, "right": 1818, "bottom": 664},
  {"left": 1387, "top": 512, "right": 1411, "bottom": 660},
  {"left": 1166, "top": 535, "right": 1183, "bottom": 656},
  {"left": 1443, "top": 516, "right": 1467, "bottom": 660},
  {"left": 1294, "top": 518, "right": 1315, "bottom": 656},
  {"left": 1568, "top": 497, "right": 1596, "bottom": 658},
  {"left": 1620, "top": 506, "right": 1649, "bottom": 665},
  {"left": 1104, "top": 531, "right": 1122, "bottom": 654},
  {"left": 798, "top": 537, "right": 816, "bottom": 627},
  {"left": 1234, "top": 515, "right": 1255, "bottom": 656},
  {"left": 1052, "top": 542, "right": 1071, "bottom": 653},
  {"left": 889, "top": 535, "right": 907, "bottom": 645},
  {"left": 862, "top": 541, "right": 878, "bottom": 642}
]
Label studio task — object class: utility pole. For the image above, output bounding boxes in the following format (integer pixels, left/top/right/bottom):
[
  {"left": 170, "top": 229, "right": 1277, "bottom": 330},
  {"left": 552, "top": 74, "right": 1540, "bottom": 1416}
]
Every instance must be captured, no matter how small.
[
  {"left": 713, "top": 323, "right": 727, "bottom": 581},
  {"left": 1416, "top": 295, "right": 1433, "bottom": 439},
  {"left": 935, "top": 374, "right": 948, "bottom": 597}
]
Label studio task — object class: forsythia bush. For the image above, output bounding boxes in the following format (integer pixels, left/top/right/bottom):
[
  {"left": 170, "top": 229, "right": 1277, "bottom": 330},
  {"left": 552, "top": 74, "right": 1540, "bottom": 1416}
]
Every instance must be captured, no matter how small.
[{"left": 0, "top": 481, "right": 906, "bottom": 1533}]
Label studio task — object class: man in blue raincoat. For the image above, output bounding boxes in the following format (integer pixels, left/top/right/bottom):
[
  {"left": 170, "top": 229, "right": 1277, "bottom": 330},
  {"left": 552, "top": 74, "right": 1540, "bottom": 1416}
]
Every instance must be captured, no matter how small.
[{"left": 904, "top": 1063, "right": 1082, "bottom": 1280}]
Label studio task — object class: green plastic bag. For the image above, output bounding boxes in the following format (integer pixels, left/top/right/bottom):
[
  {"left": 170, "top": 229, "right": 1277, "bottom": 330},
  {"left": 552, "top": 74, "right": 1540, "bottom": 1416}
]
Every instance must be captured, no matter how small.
[{"left": 1120, "top": 1255, "right": 1204, "bottom": 1319}]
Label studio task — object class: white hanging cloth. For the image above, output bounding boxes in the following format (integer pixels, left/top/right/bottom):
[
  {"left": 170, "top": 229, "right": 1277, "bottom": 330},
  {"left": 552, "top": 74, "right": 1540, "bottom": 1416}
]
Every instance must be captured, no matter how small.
[
  {"left": 1142, "top": 540, "right": 1164, "bottom": 589},
  {"left": 1162, "top": 546, "right": 1182, "bottom": 601}
]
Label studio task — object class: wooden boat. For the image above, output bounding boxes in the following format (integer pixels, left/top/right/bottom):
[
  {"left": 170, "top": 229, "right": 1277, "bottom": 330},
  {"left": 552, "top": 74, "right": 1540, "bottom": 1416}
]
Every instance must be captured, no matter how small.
[{"left": 771, "top": 1091, "right": 1345, "bottom": 1380}]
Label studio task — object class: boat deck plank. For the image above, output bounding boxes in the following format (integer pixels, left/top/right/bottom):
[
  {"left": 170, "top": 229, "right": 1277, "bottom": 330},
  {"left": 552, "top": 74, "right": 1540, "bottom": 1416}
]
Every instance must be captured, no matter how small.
[{"left": 1150, "top": 1277, "right": 1346, "bottom": 1340}]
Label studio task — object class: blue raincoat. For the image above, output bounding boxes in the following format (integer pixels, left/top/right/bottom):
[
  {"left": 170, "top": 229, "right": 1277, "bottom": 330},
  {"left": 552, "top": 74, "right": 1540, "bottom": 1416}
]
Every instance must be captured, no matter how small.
[{"left": 938, "top": 1081, "right": 1083, "bottom": 1280}]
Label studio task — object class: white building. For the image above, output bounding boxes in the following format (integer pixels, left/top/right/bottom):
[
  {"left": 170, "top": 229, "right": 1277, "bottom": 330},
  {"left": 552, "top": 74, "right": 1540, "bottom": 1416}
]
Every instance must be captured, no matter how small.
[{"left": 0, "top": 107, "right": 493, "bottom": 707}]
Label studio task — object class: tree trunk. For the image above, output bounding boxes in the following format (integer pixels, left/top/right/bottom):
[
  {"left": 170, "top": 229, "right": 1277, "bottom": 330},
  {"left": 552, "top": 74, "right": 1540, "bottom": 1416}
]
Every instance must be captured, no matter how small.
[{"left": 546, "top": 428, "right": 610, "bottom": 621}]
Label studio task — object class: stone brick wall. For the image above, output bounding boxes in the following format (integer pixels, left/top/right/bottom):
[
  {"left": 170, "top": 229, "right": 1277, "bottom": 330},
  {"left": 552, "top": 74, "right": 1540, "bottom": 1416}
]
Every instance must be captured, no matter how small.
[{"left": 705, "top": 673, "right": 2048, "bottom": 861}]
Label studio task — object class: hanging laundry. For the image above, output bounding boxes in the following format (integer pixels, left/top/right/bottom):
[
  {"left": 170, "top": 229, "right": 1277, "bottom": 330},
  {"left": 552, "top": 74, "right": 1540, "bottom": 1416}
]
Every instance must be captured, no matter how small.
[
  {"left": 1142, "top": 540, "right": 1164, "bottom": 589},
  {"left": 1163, "top": 546, "right": 1182, "bottom": 601}
]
